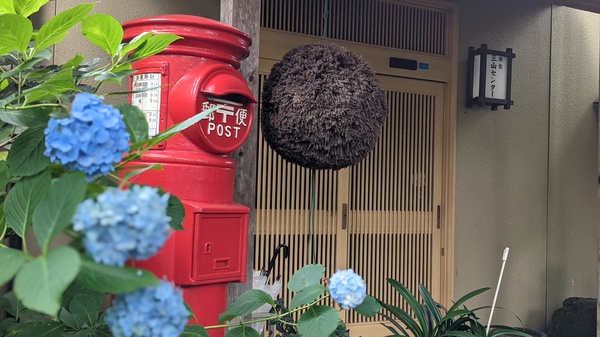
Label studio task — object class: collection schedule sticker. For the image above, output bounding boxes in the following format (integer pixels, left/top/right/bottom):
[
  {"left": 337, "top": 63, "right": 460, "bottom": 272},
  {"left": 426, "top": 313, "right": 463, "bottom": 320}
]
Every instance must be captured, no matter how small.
[{"left": 131, "top": 73, "right": 161, "bottom": 137}]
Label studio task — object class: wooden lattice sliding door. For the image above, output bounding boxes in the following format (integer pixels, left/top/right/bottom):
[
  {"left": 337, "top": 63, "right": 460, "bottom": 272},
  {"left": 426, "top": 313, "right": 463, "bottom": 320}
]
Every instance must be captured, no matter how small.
[
  {"left": 254, "top": 72, "right": 445, "bottom": 335},
  {"left": 344, "top": 76, "right": 444, "bottom": 334},
  {"left": 254, "top": 0, "right": 457, "bottom": 335}
]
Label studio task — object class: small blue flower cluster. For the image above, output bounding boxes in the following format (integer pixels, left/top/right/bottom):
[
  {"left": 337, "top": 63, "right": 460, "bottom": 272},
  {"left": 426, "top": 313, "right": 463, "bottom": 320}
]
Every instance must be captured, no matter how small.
[
  {"left": 72, "top": 185, "right": 172, "bottom": 266},
  {"left": 328, "top": 269, "right": 367, "bottom": 309},
  {"left": 105, "top": 280, "right": 189, "bottom": 337},
  {"left": 44, "top": 92, "right": 130, "bottom": 181}
]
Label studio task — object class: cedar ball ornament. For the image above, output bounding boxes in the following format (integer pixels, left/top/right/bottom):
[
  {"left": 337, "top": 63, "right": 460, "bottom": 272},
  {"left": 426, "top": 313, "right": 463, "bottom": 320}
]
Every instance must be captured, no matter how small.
[{"left": 261, "top": 43, "right": 388, "bottom": 170}]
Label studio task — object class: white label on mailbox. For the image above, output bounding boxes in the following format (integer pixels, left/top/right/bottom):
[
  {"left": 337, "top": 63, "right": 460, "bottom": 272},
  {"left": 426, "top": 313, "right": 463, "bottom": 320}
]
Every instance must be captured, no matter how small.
[{"left": 131, "top": 73, "right": 161, "bottom": 137}]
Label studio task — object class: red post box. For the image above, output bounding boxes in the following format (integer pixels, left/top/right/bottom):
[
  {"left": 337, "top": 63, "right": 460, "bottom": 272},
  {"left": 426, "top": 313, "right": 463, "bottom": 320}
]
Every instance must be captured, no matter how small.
[{"left": 122, "top": 15, "right": 256, "bottom": 337}]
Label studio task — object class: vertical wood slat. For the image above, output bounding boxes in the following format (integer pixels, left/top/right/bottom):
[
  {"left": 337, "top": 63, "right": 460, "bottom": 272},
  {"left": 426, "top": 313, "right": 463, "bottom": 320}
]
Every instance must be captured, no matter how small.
[{"left": 260, "top": 0, "right": 448, "bottom": 56}]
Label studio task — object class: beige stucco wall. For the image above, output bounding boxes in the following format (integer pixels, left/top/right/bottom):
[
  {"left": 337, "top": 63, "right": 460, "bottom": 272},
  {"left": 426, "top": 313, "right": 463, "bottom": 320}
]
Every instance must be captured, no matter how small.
[
  {"left": 37, "top": 0, "right": 220, "bottom": 104},
  {"left": 454, "top": 0, "right": 598, "bottom": 330}
]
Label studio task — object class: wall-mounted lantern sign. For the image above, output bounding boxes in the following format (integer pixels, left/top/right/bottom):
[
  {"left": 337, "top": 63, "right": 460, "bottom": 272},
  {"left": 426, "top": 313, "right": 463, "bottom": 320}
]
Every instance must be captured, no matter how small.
[{"left": 467, "top": 44, "right": 516, "bottom": 110}]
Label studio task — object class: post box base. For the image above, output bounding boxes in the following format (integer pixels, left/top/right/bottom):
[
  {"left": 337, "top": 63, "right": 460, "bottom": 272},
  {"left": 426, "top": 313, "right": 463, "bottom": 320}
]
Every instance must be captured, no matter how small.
[{"left": 183, "top": 283, "right": 227, "bottom": 337}]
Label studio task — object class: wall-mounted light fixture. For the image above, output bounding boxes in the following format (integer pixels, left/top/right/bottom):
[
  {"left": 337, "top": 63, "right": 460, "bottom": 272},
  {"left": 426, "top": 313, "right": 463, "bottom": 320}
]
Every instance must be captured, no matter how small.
[{"left": 467, "top": 44, "right": 516, "bottom": 110}]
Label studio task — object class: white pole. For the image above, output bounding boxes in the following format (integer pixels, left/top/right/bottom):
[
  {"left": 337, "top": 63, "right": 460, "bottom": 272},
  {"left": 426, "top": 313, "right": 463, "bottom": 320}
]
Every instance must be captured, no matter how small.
[{"left": 486, "top": 247, "right": 510, "bottom": 336}]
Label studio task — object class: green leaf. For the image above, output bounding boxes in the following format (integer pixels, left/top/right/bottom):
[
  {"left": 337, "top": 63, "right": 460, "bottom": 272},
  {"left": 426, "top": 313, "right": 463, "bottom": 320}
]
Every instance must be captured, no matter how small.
[
  {"left": 4, "top": 169, "right": 51, "bottom": 237},
  {"left": 59, "top": 307, "right": 85, "bottom": 330},
  {"left": 289, "top": 284, "right": 326, "bottom": 310},
  {"left": 14, "top": 246, "right": 81, "bottom": 317},
  {"left": 287, "top": 264, "right": 325, "bottom": 292},
  {"left": 0, "top": 0, "right": 16, "bottom": 14},
  {"left": 128, "top": 33, "right": 182, "bottom": 62},
  {"left": 181, "top": 325, "right": 211, "bottom": 337},
  {"left": 10, "top": 321, "right": 64, "bottom": 337},
  {"left": 93, "top": 69, "right": 136, "bottom": 84},
  {"left": 34, "top": 3, "right": 94, "bottom": 52},
  {"left": 7, "top": 126, "right": 51, "bottom": 177},
  {"left": 0, "top": 292, "right": 26, "bottom": 319},
  {"left": 118, "top": 32, "right": 151, "bottom": 56},
  {"left": 24, "top": 67, "right": 79, "bottom": 103},
  {"left": 297, "top": 305, "right": 340, "bottom": 337},
  {"left": 0, "top": 159, "right": 9, "bottom": 189},
  {"left": 167, "top": 194, "right": 185, "bottom": 230},
  {"left": 0, "top": 247, "right": 28, "bottom": 287},
  {"left": 14, "top": 0, "right": 50, "bottom": 17},
  {"left": 447, "top": 287, "right": 489, "bottom": 314},
  {"left": 0, "top": 14, "right": 33, "bottom": 54},
  {"left": 76, "top": 258, "right": 159, "bottom": 294},
  {"left": 419, "top": 284, "right": 443, "bottom": 324},
  {"left": 69, "top": 293, "right": 100, "bottom": 328},
  {"left": 387, "top": 278, "right": 428, "bottom": 332},
  {"left": 147, "top": 104, "right": 222, "bottom": 146},
  {"left": 63, "top": 54, "right": 85, "bottom": 70},
  {"left": 218, "top": 289, "right": 275, "bottom": 323},
  {"left": 1, "top": 52, "right": 50, "bottom": 80},
  {"left": 32, "top": 171, "right": 87, "bottom": 251},
  {"left": 81, "top": 14, "right": 123, "bottom": 57},
  {"left": 0, "top": 107, "right": 51, "bottom": 127},
  {"left": 117, "top": 103, "right": 149, "bottom": 144},
  {"left": 353, "top": 295, "right": 381, "bottom": 318},
  {"left": 225, "top": 326, "right": 261, "bottom": 337}
]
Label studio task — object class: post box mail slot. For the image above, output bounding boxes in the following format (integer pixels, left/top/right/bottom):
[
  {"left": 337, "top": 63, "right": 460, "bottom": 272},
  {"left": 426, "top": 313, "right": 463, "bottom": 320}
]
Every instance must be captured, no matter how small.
[{"left": 191, "top": 212, "right": 248, "bottom": 284}]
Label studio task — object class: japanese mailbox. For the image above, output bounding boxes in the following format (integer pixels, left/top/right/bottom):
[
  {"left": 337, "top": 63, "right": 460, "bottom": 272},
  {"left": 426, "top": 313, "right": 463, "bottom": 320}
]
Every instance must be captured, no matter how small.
[{"left": 122, "top": 15, "right": 256, "bottom": 337}]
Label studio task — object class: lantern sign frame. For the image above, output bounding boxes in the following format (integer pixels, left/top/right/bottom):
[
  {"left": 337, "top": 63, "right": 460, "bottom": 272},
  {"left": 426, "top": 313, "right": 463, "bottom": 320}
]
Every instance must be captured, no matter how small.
[{"left": 467, "top": 44, "right": 516, "bottom": 110}]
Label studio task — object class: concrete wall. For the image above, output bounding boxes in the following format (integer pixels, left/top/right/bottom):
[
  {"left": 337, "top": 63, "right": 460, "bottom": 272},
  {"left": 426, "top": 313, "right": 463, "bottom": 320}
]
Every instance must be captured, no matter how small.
[{"left": 454, "top": 0, "right": 598, "bottom": 330}]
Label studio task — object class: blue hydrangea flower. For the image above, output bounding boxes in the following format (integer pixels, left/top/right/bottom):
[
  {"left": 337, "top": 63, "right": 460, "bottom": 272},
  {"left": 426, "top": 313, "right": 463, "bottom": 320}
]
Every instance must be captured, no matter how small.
[
  {"left": 105, "top": 280, "right": 189, "bottom": 337},
  {"left": 328, "top": 269, "right": 367, "bottom": 309},
  {"left": 44, "top": 92, "right": 130, "bottom": 181},
  {"left": 72, "top": 185, "right": 172, "bottom": 266}
]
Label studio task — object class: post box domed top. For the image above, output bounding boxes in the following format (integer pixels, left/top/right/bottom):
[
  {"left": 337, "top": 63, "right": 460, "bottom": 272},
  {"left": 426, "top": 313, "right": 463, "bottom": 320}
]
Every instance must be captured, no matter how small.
[{"left": 122, "top": 14, "right": 252, "bottom": 69}]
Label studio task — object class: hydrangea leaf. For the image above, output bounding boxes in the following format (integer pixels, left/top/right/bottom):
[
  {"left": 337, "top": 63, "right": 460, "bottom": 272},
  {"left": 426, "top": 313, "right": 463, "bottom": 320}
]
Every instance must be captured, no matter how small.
[
  {"left": 14, "top": 246, "right": 81, "bottom": 317},
  {"left": 128, "top": 33, "right": 182, "bottom": 62},
  {"left": 0, "top": 158, "right": 9, "bottom": 189},
  {"left": 14, "top": 0, "right": 50, "bottom": 18},
  {"left": 4, "top": 169, "right": 51, "bottom": 237},
  {"left": 168, "top": 194, "right": 185, "bottom": 230},
  {"left": 0, "top": 51, "right": 51, "bottom": 81},
  {"left": 93, "top": 69, "right": 136, "bottom": 84},
  {"left": 75, "top": 258, "right": 159, "bottom": 294},
  {"left": 0, "top": 247, "right": 28, "bottom": 287},
  {"left": 81, "top": 14, "right": 123, "bottom": 57},
  {"left": 0, "top": 292, "right": 26, "bottom": 319},
  {"left": 32, "top": 171, "right": 87, "bottom": 251},
  {"left": 225, "top": 326, "right": 261, "bottom": 337},
  {"left": 0, "top": 107, "right": 51, "bottom": 128},
  {"left": 0, "top": 0, "right": 16, "bottom": 14},
  {"left": 289, "top": 284, "right": 326, "bottom": 310},
  {"left": 218, "top": 289, "right": 275, "bottom": 323},
  {"left": 69, "top": 293, "right": 100, "bottom": 328},
  {"left": 7, "top": 125, "right": 51, "bottom": 178},
  {"left": 23, "top": 67, "right": 78, "bottom": 104},
  {"left": 297, "top": 305, "right": 339, "bottom": 337},
  {"left": 118, "top": 32, "right": 151, "bottom": 57},
  {"left": 353, "top": 295, "right": 382, "bottom": 318},
  {"left": 181, "top": 325, "right": 210, "bottom": 337},
  {"left": 287, "top": 264, "right": 325, "bottom": 292},
  {"left": 4, "top": 321, "right": 64, "bottom": 336},
  {"left": 0, "top": 14, "right": 33, "bottom": 54},
  {"left": 34, "top": 3, "right": 94, "bottom": 53},
  {"left": 117, "top": 103, "right": 149, "bottom": 144}
]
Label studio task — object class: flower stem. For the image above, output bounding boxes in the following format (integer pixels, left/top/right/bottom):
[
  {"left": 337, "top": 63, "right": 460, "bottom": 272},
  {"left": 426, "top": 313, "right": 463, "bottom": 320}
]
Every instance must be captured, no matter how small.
[{"left": 203, "top": 295, "right": 330, "bottom": 330}]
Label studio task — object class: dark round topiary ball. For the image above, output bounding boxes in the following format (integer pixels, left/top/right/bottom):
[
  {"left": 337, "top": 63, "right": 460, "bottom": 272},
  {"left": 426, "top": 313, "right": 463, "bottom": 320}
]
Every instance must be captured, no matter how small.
[{"left": 261, "top": 43, "right": 388, "bottom": 170}]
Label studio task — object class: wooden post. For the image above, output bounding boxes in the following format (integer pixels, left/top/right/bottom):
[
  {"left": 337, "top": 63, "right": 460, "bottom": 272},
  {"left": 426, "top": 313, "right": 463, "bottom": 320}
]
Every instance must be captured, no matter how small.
[{"left": 220, "top": 0, "right": 261, "bottom": 304}]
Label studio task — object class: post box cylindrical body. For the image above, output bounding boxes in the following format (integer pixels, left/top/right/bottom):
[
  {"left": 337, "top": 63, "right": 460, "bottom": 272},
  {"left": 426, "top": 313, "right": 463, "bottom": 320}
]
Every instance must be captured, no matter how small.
[{"left": 122, "top": 15, "right": 256, "bottom": 337}]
